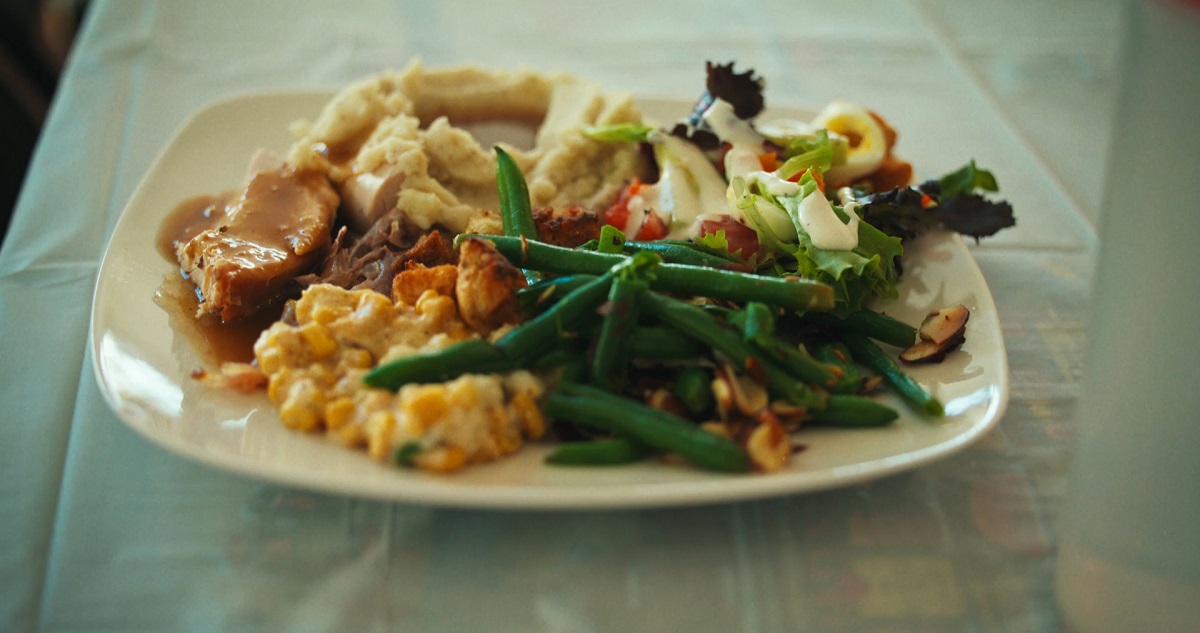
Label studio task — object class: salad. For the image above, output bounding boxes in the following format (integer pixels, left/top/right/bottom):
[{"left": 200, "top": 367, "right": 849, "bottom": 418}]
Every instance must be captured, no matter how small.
[{"left": 586, "top": 62, "right": 1013, "bottom": 309}]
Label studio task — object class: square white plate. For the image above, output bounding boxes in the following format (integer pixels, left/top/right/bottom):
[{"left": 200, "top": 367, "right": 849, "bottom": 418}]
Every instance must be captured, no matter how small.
[{"left": 90, "top": 91, "right": 1009, "bottom": 509}]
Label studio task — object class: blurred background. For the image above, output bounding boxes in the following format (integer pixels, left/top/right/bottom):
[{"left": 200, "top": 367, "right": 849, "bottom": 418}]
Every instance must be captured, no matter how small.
[{"left": 0, "top": 0, "right": 86, "bottom": 242}]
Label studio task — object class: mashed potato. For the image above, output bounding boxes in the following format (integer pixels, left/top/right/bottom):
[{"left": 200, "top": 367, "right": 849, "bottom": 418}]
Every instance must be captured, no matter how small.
[{"left": 287, "top": 59, "right": 645, "bottom": 233}]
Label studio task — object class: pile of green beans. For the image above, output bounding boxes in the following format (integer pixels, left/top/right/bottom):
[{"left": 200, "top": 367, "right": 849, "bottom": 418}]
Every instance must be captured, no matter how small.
[{"left": 363, "top": 148, "right": 946, "bottom": 472}]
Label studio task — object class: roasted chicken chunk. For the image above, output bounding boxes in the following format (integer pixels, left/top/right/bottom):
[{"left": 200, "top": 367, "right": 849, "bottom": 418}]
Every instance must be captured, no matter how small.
[
  {"left": 532, "top": 205, "right": 601, "bottom": 248},
  {"left": 454, "top": 237, "right": 528, "bottom": 334}
]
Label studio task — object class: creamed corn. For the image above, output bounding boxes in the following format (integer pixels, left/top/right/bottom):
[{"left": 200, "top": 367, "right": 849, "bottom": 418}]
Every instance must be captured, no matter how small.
[{"left": 254, "top": 283, "right": 545, "bottom": 472}]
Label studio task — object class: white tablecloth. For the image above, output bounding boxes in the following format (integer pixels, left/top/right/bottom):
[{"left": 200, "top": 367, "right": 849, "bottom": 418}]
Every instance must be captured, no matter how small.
[{"left": 1, "top": 1, "right": 1122, "bottom": 630}]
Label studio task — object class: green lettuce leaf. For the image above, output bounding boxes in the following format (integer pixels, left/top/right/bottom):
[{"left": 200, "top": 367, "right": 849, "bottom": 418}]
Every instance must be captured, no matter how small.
[
  {"left": 581, "top": 123, "right": 655, "bottom": 143},
  {"left": 732, "top": 174, "right": 902, "bottom": 309},
  {"left": 772, "top": 130, "right": 845, "bottom": 180},
  {"left": 937, "top": 159, "right": 999, "bottom": 199}
]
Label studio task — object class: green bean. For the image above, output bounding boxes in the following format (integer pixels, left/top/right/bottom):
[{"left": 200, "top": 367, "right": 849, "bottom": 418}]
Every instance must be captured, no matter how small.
[
  {"left": 544, "top": 437, "right": 653, "bottom": 466},
  {"left": 758, "top": 338, "right": 843, "bottom": 390},
  {"left": 495, "top": 147, "right": 539, "bottom": 240},
  {"left": 842, "top": 334, "right": 944, "bottom": 417},
  {"left": 728, "top": 302, "right": 842, "bottom": 389},
  {"left": 461, "top": 234, "right": 835, "bottom": 312},
  {"left": 794, "top": 309, "right": 917, "bottom": 348},
  {"left": 526, "top": 308, "right": 705, "bottom": 362},
  {"left": 494, "top": 147, "right": 544, "bottom": 285},
  {"left": 518, "top": 275, "right": 596, "bottom": 314},
  {"left": 656, "top": 262, "right": 834, "bottom": 312},
  {"left": 622, "top": 240, "right": 747, "bottom": 268},
  {"left": 632, "top": 239, "right": 744, "bottom": 262},
  {"left": 594, "top": 223, "right": 626, "bottom": 254},
  {"left": 591, "top": 272, "right": 650, "bottom": 391},
  {"left": 731, "top": 301, "right": 777, "bottom": 342},
  {"left": 674, "top": 366, "right": 715, "bottom": 416},
  {"left": 628, "top": 326, "right": 708, "bottom": 361},
  {"left": 806, "top": 394, "right": 899, "bottom": 427},
  {"left": 464, "top": 232, "right": 623, "bottom": 271},
  {"left": 495, "top": 272, "right": 614, "bottom": 367},
  {"left": 529, "top": 340, "right": 586, "bottom": 371},
  {"left": 581, "top": 226, "right": 745, "bottom": 268},
  {"left": 640, "top": 291, "right": 828, "bottom": 410},
  {"left": 591, "top": 251, "right": 658, "bottom": 389},
  {"left": 815, "top": 341, "right": 862, "bottom": 393},
  {"left": 364, "top": 338, "right": 511, "bottom": 391},
  {"left": 556, "top": 352, "right": 590, "bottom": 385},
  {"left": 545, "top": 382, "right": 751, "bottom": 472}
]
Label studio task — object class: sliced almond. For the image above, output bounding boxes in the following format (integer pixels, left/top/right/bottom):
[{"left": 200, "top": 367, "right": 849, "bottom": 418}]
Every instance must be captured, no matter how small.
[
  {"left": 745, "top": 412, "right": 793, "bottom": 472},
  {"left": 768, "top": 401, "right": 810, "bottom": 428},
  {"left": 900, "top": 330, "right": 966, "bottom": 364},
  {"left": 860, "top": 375, "right": 884, "bottom": 394},
  {"left": 900, "top": 304, "right": 970, "bottom": 364},
  {"left": 918, "top": 304, "right": 970, "bottom": 344},
  {"left": 713, "top": 362, "right": 769, "bottom": 416}
]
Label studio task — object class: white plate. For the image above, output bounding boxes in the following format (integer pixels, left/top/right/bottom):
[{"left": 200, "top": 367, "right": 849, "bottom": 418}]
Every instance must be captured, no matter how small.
[{"left": 90, "top": 91, "right": 1009, "bottom": 509}]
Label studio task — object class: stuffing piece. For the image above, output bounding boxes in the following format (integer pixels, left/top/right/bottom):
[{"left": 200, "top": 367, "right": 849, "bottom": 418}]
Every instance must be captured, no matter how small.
[
  {"left": 532, "top": 205, "right": 601, "bottom": 247},
  {"left": 254, "top": 283, "right": 545, "bottom": 472},
  {"left": 392, "top": 263, "right": 458, "bottom": 306},
  {"left": 454, "top": 237, "right": 528, "bottom": 334}
]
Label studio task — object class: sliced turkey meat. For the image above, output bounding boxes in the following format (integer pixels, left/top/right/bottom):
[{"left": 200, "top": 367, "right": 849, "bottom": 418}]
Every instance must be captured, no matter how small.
[{"left": 175, "top": 166, "right": 338, "bottom": 322}]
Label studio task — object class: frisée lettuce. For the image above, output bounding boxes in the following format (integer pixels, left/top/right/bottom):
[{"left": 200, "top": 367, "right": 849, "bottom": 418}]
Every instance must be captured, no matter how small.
[{"left": 585, "top": 61, "right": 1014, "bottom": 310}]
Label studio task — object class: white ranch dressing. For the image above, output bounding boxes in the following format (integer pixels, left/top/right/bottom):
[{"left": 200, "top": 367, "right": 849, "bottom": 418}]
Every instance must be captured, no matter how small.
[
  {"left": 702, "top": 100, "right": 797, "bottom": 192},
  {"left": 625, "top": 134, "right": 728, "bottom": 240},
  {"left": 798, "top": 195, "right": 860, "bottom": 250},
  {"left": 699, "top": 98, "right": 763, "bottom": 148},
  {"left": 698, "top": 99, "right": 798, "bottom": 240}
]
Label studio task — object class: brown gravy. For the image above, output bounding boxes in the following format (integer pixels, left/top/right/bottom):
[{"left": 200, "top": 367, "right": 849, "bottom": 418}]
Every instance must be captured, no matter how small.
[
  {"left": 155, "top": 192, "right": 232, "bottom": 263},
  {"left": 155, "top": 190, "right": 285, "bottom": 367},
  {"left": 154, "top": 271, "right": 282, "bottom": 366}
]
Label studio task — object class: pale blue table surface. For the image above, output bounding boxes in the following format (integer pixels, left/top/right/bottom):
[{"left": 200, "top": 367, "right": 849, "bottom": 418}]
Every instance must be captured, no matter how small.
[{"left": 1, "top": 1, "right": 1120, "bottom": 630}]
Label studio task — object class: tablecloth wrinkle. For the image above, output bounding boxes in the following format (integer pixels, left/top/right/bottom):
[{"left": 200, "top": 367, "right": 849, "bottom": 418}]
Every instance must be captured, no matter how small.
[
  {"left": 0, "top": 265, "right": 98, "bottom": 633},
  {"left": 0, "top": 0, "right": 1130, "bottom": 631}
]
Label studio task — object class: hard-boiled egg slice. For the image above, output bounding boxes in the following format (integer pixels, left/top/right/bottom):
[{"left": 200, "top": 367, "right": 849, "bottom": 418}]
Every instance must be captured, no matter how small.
[{"left": 810, "top": 100, "right": 886, "bottom": 183}]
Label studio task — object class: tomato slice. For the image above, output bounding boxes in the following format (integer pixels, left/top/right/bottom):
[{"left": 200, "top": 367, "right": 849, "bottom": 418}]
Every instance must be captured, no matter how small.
[
  {"left": 786, "top": 167, "right": 825, "bottom": 195},
  {"left": 602, "top": 178, "right": 646, "bottom": 233},
  {"left": 634, "top": 210, "right": 668, "bottom": 241},
  {"left": 603, "top": 178, "right": 670, "bottom": 240},
  {"left": 698, "top": 216, "right": 759, "bottom": 260},
  {"left": 602, "top": 197, "right": 630, "bottom": 231}
]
